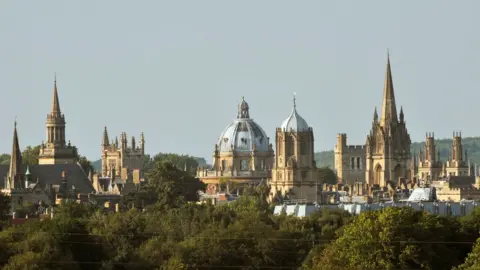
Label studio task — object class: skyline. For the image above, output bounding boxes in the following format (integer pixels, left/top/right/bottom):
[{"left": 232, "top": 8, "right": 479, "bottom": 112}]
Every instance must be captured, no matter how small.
[{"left": 1, "top": 1, "right": 479, "bottom": 162}]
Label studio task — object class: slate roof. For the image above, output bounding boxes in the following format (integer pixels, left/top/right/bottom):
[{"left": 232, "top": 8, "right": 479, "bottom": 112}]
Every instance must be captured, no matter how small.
[{"left": 0, "top": 163, "right": 95, "bottom": 194}]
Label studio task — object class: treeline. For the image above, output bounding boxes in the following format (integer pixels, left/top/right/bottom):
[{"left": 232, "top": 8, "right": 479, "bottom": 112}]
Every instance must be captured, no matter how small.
[{"left": 1, "top": 159, "right": 480, "bottom": 269}]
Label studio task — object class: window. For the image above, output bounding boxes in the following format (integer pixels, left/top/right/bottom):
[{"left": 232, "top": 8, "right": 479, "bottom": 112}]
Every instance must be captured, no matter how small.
[
  {"left": 301, "top": 171, "right": 308, "bottom": 179},
  {"left": 260, "top": 159, "right": 265, "bottom": 170},
  {"left": 351, "top": 157, "right": 355, "bottom": 169},
  {"left": 300, "top": 141, "right": 307, "bottom": 155},
  {"left": 240, "top": 160, "right": 248, "bottom": 171},
  {"left": 356, "top": 157, "right": 361, "bottom": 169}
]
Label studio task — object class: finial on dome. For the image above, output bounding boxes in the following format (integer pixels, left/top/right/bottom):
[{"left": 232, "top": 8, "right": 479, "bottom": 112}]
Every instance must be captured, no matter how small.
[
  {"left": 293, "top": 92, "right": 296, "bottom": 108},
  {"left": 237, "top": 96, "right": 250, "bottom": 119}
]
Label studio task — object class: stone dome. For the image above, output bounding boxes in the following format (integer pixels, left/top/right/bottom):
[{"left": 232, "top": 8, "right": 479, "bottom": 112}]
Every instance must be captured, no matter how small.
[
  {"left": 280, "top": 95, "right": 310, "bottom": 132},
  {"left": 216, "top": 97, "right": 270, "bottom": 153}
]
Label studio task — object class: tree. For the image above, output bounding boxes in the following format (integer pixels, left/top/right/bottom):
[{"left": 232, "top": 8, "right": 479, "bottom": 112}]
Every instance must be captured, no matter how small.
[
  {"left": 311, "top": 207, "right": 471, "bottom": 270},
  {"left": 77, "top": 156, "right": 94, "bottom": 175},
  {"left": 22, "top": 145, "right": 41, "bottom": 166},
  {"left": 0, "top": 154, "right": 10, "bottom": 165},
  {"left": 317, "top": 167, "right": 337, "bottom": 185},
  {"left": 150, "top": 153, "right": 200, "bottom": 176},
  {"left": 122, "top": 160, "right": 205, "bottom": 210},
  {"left": 0, "top": 192, "right": 10, "bottom": 223}
]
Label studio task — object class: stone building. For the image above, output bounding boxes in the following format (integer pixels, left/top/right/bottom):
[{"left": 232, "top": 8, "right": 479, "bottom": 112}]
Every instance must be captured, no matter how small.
[
  {"left": 197, "top": 97, "right": 274, "bottom": 193},
  {"left": 334, "top": 134, "right": 366, "bottom": 185},
  {"left": 413, "top": 132, "right": 471, "bottom": 182},
  {"left": 100, "top": 127, "right": 145, "bottom": 181},
  {"left": 444, "top": 132, "right": 470, "bottom": 177},
  {"left": 417, "top": 133, "right": 443, "bottom": 181},
  {"left": 335, "top": 54, "right": 412, "bottom": 187},
  {"left": 0, "top": 77, "right": 95, "bottom": 212},
  {"left": 269, "top": 95, "right": 318, "bottom": 202},
  {"left": 38, "top": 77, "right": 77, "bottom": 165}
]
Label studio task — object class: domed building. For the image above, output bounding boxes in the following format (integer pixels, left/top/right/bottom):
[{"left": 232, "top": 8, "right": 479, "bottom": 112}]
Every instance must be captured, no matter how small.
[
  {"left": 197, "top": 97, "right": 274, "bottom": 193},
  {"left": 270, "top": 95, "right": 319, "bottom": 203}
]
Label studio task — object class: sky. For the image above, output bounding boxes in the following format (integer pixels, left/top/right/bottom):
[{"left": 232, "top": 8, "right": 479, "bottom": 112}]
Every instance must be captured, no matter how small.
[{"left": 0, "top": 1, "right": 479, "bottom": 163}]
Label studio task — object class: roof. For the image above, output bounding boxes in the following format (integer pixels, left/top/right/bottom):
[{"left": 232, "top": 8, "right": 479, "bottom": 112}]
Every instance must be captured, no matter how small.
[
  {"left": 0, "top": 163, "right": 95, "bottom": 194},
  {"left": 215, "top": 96, "right": 271, "bottom": 153},
  {"left": 280, "top": 96, "right": 309, "bottom": 132}
]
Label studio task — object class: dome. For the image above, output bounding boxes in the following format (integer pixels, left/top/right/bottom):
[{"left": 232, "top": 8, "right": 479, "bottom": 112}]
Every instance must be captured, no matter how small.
[
  {"left": 280, "top": 95, "right": 310, "bottom": 132},
  {"left": 216, "top": 97, "right": 270, "bottom": 153}
]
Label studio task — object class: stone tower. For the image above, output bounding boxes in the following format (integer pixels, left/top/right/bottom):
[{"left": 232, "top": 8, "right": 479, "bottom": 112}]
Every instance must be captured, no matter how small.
[
  {"left": 101, "top": 127, "right": 145, "bottom": 181},
  {"left": 6, "top": 121, "right": 24, "bottom": 189},
  {"left": 270, "top": 95, "right": 318, "bottom": 202},
  {"left": 334, "top": 133, "right": 366, "bottom": 185},
  {"left": 445, "top": 131, "right": 469, "bottom": 176},
  {"left": 38, "top": 76, "right": 77, "bottom": 165},
  {"left": 365, "top": 54, "right": 411, "bottom": 187},
  {"left": 417, "top": 132, "right": 442, "bottom": 181}
]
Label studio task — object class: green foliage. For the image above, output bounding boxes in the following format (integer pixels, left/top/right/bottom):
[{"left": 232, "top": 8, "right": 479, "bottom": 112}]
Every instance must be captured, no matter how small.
[
  {"left": 21, "top": 145, "right": 41, "bottom": 167},
  {"left": 0, "top": 192, "right": 10, "bottom": 223},
  {"left": 0, "top": 154, "right": 10, "bottom": 165},
  {"left": 317, "top": 167, "right": 337, "bottom": 185},
  {"left": 310, "top": 207, "right": 472, "bottom": 270},
  {"left": 122, "top": 160, "right": 205, "bottom": 210},
  {"left": 315, "top": 136, "right": 480, "bottom": 168}
]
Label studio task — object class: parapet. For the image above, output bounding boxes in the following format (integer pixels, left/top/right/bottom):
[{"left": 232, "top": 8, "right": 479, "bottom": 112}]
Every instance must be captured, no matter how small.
[{"left": 347, "top": 145, "right": 366, "bottom": 150}]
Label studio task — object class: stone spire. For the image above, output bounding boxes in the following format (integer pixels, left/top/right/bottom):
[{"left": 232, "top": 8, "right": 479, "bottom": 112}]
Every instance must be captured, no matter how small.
[
  {"left": 51, "top": 74, "right": 62, "bottom": 117},
  {"left": 379, "top": 53, "right": 398, "bottom": 127},
  {"left": 102, "top": 126, "right": 110, "bottom": 147},
  {"left": 9, "top": 120, "right": 23, "bottom": 188}
]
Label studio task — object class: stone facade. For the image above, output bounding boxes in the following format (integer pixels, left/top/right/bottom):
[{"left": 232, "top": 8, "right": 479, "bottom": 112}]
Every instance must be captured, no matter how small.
[
  {"left": 334, "top": 134, "right": 366, "bottom": 185},
  {"left": 38, "top": 77, "right": 77, "bottom": 165},
  {"left": 100, "top": 127, "right": 145, "bottom": 182},
  {"left": 197, "top": 97, "right": 274, "bottom": 194},
  {"left": 270, "top": 96, "right": 319, "bottom": 202},
  {"left": 335, "top": 55, "right": 412, "bottom": 188}
]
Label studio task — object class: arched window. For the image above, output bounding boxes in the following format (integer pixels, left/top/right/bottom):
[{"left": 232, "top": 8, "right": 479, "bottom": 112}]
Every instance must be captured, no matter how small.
[
  {"left": 351, "top": 157, "right": 355, "bottom": 169},
  {"left": 357, "top": 157, "right": 361, "bottom": 169}
]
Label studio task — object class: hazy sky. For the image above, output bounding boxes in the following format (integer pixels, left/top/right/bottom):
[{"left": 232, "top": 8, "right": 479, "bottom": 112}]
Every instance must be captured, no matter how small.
[{"left": 1, "top": 1, "right": 479, "bottom": 162}]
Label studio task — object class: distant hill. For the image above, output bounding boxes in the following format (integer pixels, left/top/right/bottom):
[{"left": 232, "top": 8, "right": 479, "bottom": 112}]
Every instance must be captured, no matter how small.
[{"left": 315, "top": 137, "right": 480, "bottom": 168}]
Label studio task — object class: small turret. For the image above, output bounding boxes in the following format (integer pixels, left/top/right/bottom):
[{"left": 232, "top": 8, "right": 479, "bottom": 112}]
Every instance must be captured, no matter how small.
[
  {"left": 102, "top": 126, "right": 110, "bottom": 148},
  {"left": 131, "top": 136, "right": 136, "bottom": 149},
  {"left": 25, "top": 166, "right": 31, "bottom": 188},
  {"left": 140, "top": 132, "right": 145, "bottom": 154},
  {"left": 373, "top": 107, "right": 378, "bottom": 123},
  {"left": 399, "top": 106, "right": 404, "bottom": 123}
]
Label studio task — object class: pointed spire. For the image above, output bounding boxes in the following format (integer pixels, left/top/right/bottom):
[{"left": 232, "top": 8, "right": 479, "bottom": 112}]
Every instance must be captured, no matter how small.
[
  {"left": 51, "top": 74, "right": 62, "bottom": 116},
  {"left": 373, "top": 107, "right": 378, "bottom": 122},
  {"left": 399, "top": 106, "right": 404, "bottom": 122},
  {"left": 102, "top": 126, "right": 110, "bottom": 146},
  {"left": 293, "top": 92, "right": 297, "bottom": 108},
  {"left": 9, "top": 119, "right": 23, "bottom": 187},
  {"left": 379, "top": 52, "right": 398, "bottom": 127}
]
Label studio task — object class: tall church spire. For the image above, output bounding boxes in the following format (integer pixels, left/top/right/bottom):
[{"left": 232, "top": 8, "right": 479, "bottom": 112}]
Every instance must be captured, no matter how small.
[
  {"left": 51, "top": 74, "right": 62, "bottom": 117},
  {"left": 8, "top": 120, "right": 23, "bottom": 188},
  {"left": 379, "top": 52, "right": 398, "bottom": 127}
]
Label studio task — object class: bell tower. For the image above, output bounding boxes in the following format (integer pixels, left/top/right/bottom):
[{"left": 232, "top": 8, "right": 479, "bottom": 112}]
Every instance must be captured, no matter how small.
[
  {"left": 270, "top": 94, "right": 318, "bottom": 203},
  {"left": 38, "top": 75, "right": 76, "bottom": 165}
]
